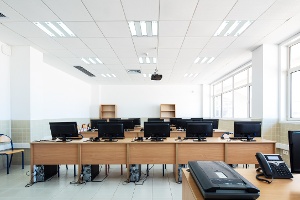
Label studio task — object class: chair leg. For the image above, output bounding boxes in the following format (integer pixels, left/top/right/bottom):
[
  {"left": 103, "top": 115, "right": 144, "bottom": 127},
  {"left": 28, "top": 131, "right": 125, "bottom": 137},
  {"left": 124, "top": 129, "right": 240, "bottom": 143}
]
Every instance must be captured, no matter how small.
[
  {"left": 74, "top": 165, "right": 76, "bottom": 177},
  {"left": 6, "top": 155, "right": 9, "bottom": 174},
  {"left": 162, "top": 164, "right": 165, "bottom": 176},
  {"left": 9, "top": 154, "right": 13, "bottom": 168},
  {"left": 21, "top": 152, "right": 24, "bottom": 169}
]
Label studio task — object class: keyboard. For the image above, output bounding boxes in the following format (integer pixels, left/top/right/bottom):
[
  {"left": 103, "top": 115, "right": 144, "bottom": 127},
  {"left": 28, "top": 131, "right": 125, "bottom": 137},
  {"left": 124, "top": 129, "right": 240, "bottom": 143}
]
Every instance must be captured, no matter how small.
[{"left": 229, "top": 137, "right": 248, "bottom": 140}]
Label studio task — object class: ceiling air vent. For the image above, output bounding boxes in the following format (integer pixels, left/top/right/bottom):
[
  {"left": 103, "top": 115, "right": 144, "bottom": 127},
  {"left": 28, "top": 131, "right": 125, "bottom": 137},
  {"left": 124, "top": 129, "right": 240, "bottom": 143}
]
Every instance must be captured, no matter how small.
[
  {"left": 127, "top": 69, "right": 141, "bottom": 74},
  {"left": 74, "top": 66, "right": 95, "bottom": 77},
  {"left": 0, "top": 13, "right": 6, "bottom": 17}
]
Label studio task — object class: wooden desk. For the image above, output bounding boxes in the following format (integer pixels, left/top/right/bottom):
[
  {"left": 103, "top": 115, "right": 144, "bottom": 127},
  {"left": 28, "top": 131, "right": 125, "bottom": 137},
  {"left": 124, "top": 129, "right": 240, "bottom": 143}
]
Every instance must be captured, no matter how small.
[
  {"left": 30, "top": 138, "right": 275, "bottom": 184},
  {"left": 182, "top": 168, "right": 300, "bottom": 200}
]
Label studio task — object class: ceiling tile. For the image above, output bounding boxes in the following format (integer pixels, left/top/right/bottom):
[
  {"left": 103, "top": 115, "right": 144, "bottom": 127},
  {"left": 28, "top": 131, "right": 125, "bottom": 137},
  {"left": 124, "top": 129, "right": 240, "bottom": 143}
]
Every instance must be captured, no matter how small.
[
  {"left": 158, "top": 37, "right": 184, "bottom": 48},
  {"left": 119, "top": 57, "right": 140, "bottom": 65},
  {"left": 2, "top": 22, "right": 49, "bottom": 38},
  {"left": 199, "top": 48, "right": 224, "bottom": 57},
  {"left": 64, "top": 22, "right": 103, "bottom": 37},
  {"left": 242, "top": 19, "right": 285, "bottom": 37},
  {"left": 46, "top": 49, "right": 75, "bottom": 57},
  {"left": 0, "top": 1, "right": 27, "bottom": 22},
  {"left": 107, "top": 38, "right": 135, "bottom": 49},
  {"left": 260, "top": 0, "right": 300, "bottom": 20},
  {"left": 97, "top": 21, "right": 131, "bottom": 37},
  {"left": 54, "top": 38, "right": 88, "bottom": 49},
  {"left": 81, "top": 38, "right": 111, "bottom": 49},
  {"left": 193, "top": 0, "right": 236, "bottom": 20},
  {"left": 43, "top": 0, "right": 92, "bottom": 21},
  {"left": 133, "top": 37, "right": 158, "bottom": 48},
  {"left": 0, "top": 25, "right": 31, "bottom": 45},
  {"left": 159, "top": 21, "right": 190, "bottom": 37},
  {"left": 186, "top": 21, "right": 221, "bottom": 37},
  {"left": 122, "top": 0, "right": 159, "bottom": 20},
  {"left": 160, "top": 0, "right": 198, "bottom": 20},
  {"left": 101, "top": 57, "right": 121, "bottom": 65},
  {"left": 28, "top": 38, "right": 65, "bottom": 50},
  {"left": 114, "top": 48, "right": 137, "bottom": 58},
  {"left": 205, "top": 37, "right": 236, "bottom": 49},
  {"left": 157, "top": 49, "right": 180, "bottom": 59},
  {"left": 176, "top": 49, "right": 202, "bottom": 64},
  {"left": 181, "top": 37, "right": 210, "bottom": 48},
  {"left": 93, "top": 48, "right": 117, "bottom": 58},
  {"left": 228, "top": 36, "right": 261, "bottom": 49},
  {"left": 68, "top": 48, "right": 96, "bottom": 57}
]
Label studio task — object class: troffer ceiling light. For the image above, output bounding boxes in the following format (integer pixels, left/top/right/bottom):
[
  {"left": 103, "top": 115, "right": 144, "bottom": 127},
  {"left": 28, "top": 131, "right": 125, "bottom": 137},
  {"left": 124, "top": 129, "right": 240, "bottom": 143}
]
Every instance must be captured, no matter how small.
[
  {"left": 81, "top": 57, "right": 103, "bottom": 64},
  {"left": 214, "top": 20, "right": 253, "bottom": 37},
  {"left": 194, "top": 57, "right": 215, "bottom": 64},
  {"left": 128, "top": 21, "right": 158, "bottom": 37},
  {"left": 33, "top": 22, "right": 75, "bottom": 37}
]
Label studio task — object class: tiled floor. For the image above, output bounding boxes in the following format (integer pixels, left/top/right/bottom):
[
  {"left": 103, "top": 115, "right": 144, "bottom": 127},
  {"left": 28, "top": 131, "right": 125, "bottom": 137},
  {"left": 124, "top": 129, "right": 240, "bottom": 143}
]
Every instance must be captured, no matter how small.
[{"left": 0, "top": 164, "right": 182, "bottom": 200}]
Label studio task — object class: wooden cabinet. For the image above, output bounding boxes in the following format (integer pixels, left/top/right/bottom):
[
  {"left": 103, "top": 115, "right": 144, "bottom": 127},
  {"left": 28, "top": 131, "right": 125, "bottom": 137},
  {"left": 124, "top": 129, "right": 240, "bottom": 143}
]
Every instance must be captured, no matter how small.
[
  {"left": 160, "top": 104, "right": 176, "bottom": 118},
  {"left": 100, "top": 104, "right": 116, "bottom": 119}
]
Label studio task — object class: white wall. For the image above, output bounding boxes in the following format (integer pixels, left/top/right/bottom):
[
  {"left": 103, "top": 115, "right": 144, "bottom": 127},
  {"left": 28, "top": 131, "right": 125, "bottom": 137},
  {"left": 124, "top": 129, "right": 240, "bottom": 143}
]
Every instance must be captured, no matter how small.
[
  {"left": 99, "top": 85, "right": 202, "bottom": 118},
  {"left": 0, "top": 42, "right": 11, "bottom": 120}
]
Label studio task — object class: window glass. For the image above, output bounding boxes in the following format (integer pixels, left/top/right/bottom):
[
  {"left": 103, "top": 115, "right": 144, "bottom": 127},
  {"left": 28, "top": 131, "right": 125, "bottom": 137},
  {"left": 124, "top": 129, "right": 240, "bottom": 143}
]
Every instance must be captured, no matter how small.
[
  {"left": 234, "top": 87, "right": 247, "bottom": 118},
  {"left": 223, "top": 77, "right": 233, "bottom": 92},
  {"left": 214, "top": 83, "right": 222, "bottom": 95},
  {"left": 234, "top": 70, "right": 247, "bottom": 88},
  {"left": 214, "top": 95, "right": 221, "bottom": 118},
  {"left": 291, "top": 71, "right": 300, "bottom": 118},
  {"left": 290, "top": 43, "right": 300, "bottom": 68},
  {"left": 222, "top": 91, "right": 232, "bottom": 118}
]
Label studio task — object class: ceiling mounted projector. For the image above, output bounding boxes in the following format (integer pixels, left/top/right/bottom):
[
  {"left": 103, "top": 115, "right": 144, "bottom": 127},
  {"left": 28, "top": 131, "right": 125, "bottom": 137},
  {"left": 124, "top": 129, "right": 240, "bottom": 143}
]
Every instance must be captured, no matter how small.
[{"left": 151, "top": 68, "right": 162, "bottom": 81}]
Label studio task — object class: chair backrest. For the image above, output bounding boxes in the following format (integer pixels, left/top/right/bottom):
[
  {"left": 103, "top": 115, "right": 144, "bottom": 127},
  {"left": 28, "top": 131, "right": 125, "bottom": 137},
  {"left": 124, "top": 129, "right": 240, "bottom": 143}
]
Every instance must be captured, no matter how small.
[{"left": 0, "top": 134, "right": 14, "bottom": 150}]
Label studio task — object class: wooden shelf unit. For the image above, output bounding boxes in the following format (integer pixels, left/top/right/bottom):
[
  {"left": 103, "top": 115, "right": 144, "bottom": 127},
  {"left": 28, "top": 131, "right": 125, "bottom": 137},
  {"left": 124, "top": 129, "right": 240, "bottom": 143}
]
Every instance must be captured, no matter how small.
[
  {"left": 100, "top": 104, "right": 116, "bottom": 119},
  {"left": 160, "top": 104, "right": 176, "bottom": 119}
]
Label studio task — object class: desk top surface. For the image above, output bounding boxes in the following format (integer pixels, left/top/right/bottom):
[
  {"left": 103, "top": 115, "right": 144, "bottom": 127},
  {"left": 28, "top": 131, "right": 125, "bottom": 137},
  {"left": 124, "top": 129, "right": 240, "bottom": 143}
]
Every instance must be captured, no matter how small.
[
  {"left": 183, "top": 168, "right": 300, "bottom": 200},
  {"left": 31, "top": 137, "right": 275, "bottom": 144}
]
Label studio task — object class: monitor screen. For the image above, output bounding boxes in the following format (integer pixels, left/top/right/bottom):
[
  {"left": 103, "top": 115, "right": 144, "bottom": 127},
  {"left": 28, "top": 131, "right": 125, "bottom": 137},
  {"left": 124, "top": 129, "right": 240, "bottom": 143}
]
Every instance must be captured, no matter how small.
[
  {"left": 49, "top": 122, "right": 78, "bottom": 141},
  {"left": 144, "top": 122, "right": 170, "bottom": 140},
  {"left": 186, "top": 122, "right": 213, "bottom": 140},
  {"left": 176, "top": 119, "right": 192, "bottom": 129},
  {"left": 170, "top": 118, "right": 182, "bottom": 127},
  {"left": 288, "top": 131, "right": 300, "bottom": 173},
  {"left": 191, "top": 118, "right": 203, "bottom": 121},
  {"left": 203, "top": 119, "right": 219, "bottom": 129},
  {"left": 148, "top": 118, "right": 164, "bottom": 122},
  {"left": 108, "top": 118, "right": 121, "bottom": 122},
  {"left": 234, "top": 121, "right": 262, "bottom": 139},
  {"left": 98, "top": 123, "right": 124, "bottom": 141},
  {"left": 90, "top": 119, "right": 107, "bottom": 129},
  {"left": 119, "top": 119, "right": 135, "bottom": 130},
  {"left": 129, "top": 118, "right": 141, "bottom": 126}
]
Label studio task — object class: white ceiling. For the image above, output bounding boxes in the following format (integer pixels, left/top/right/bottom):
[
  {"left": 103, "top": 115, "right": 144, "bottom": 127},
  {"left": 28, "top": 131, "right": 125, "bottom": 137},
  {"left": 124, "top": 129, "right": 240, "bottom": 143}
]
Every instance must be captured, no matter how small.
[{"left": 0, "top": 0, "right": 300, "bottom": 85}]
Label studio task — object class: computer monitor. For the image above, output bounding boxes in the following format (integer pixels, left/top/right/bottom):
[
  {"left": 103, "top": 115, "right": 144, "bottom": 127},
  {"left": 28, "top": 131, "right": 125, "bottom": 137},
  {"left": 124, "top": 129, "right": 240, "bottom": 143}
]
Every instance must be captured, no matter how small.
[
  {"left": 129, "top": 118, "right": 141, "bottom": 126},
  {"left": 186, "top": 122, "right": 213, "bottom": 141},
  {"left": 148, "top": 118, "right": 164, "bottom": 122},
  {"left": 203, "top": 119, "right": 219, "bottom": 129},
  {"left": 169, "top": 118, "right": 182, "bottom": 127},
  {"left": 90, "top": 119, "right": 107, "bottom": 129},
  {"left": 234, "top": 121, "right": 262, "bottom": 141},
  {"left": 176, "top": 119, "right": 192, "bottom": 130},
  {"left": 98, "top": 123, "right": 124, "bottom": 142},
  {"left": 288, "top": 131, "right": 300, "bottom": 173},
  {"left": 144, "top": 122, "right": 170, "bottom": 141},
  {"left": 49, "top": 122, "right": 78, "bottom": 141},
  {"left": 108, "top": 118, "right": 121, "bottom": 122},
  {"left": 119, "top": 119, "right": 135, "bottom": 130},
  {"left": 191, "top": 118, "right": 203, "bottom": 121}
]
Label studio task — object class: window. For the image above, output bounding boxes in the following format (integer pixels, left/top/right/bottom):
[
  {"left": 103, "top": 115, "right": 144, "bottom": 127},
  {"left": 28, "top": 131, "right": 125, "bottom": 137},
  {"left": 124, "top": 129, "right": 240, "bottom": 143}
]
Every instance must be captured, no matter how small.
[
  {"left": 212, "top": 66, "right": 252, "bottom": 118},
  {"left": 288, "top": 41, "right": 300, "bottom": 119}
]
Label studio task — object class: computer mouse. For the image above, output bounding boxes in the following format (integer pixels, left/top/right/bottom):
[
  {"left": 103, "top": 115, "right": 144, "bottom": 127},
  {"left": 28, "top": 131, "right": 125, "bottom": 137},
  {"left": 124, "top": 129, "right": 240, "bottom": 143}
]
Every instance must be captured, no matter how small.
[{"left": 178, "top": 136, "right": 181, "bottom": 140}]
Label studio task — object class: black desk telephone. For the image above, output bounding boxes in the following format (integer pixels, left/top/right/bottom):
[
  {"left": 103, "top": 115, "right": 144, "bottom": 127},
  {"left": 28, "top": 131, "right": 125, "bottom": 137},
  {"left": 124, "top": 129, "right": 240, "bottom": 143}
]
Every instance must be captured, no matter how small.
[{"left": 255, "top": 152, "right": 293, "bottom": 183}]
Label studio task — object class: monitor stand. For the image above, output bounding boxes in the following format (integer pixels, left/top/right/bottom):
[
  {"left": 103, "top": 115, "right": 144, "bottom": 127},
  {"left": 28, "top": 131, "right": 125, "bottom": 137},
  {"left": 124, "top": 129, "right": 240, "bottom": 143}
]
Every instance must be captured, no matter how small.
[{"left": 193, "top": 135, "right": 207, "bottom": 142}]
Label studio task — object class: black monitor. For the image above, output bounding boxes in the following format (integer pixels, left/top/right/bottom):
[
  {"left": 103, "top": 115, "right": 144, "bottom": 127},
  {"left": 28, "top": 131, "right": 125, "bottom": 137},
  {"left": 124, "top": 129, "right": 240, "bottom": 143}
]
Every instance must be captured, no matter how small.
[
  {"left": 170, "top": 118, "right": 182, "bottom": 127},
  {"left": 191, "top": 118, "right": 203, "bottom": 121},
  {"left": 148, "top": 118, "right": 164, "bottom": 122},
  {"left": 90, "top": 119, "right": 107, "bottom": 129},
  {"left": 234, "top": 121, "right": 261, "bottom": 141},
  {"left": 119, "top": 119, "right": 135, "bottom": 130},
  {"left": 203, "top": 119, "right": 219, "bottom": 129},
  {"left": 49, "top": 122, "right": 78, "bottom": 141},
  {"left": 98, "top": 123, "right": 124, "bottom": 142},
  {"left": 288, "top": 131, "right": 300, "bottom": 173},
  {"left": 176, "top": 119, "right": 192, "bottom": 130},
  {"left": 144, "top": 122, "right": 170, "bottom": 141},
  {"left": 186, "top": 122, "right": 213, "bottom": 141},
  {"left": 129, "top": 118, "right": 141, "bottom": 126},
  {"left": 109, "top": 118, "right": 121, "bottom": 122}
]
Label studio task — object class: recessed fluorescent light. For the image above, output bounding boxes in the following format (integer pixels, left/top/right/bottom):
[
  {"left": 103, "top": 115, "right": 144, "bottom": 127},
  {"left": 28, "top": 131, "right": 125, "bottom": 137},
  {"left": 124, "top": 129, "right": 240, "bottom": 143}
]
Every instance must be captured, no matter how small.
[
  {"left": 81, "top": 58, "right": 90, "bottom": 64},
  {"left": 33, "top": 22, "right": 55, "bottom": 37},
  {"left": 143, "top": 74, "right": 147, "bottom": 77},
  {"left": 139, "top": 56, "right": 157, "bottom": 64},
  {"left": 101, "top": 74, "right": 106, "bottom": 77},
  {"left": 45, "top": 22, "right": 65, "bottom": 37},
  {"left": 139, "top": 57, "right": 143, "bottom": 63},
  {"left": 194, "top": 57, "right": 200, "bottom": 64},
  {"left": 194, "top": 74, "right": 199, "bottom": 78},
  {"left": 106, "top": 74, "right": 111, "bottom": 77},
  {"left": 128, "top": 21, "right": 158, "bottom": 37},
  {"left": 153, "top": 57, "right": 157, "bottom": 63},
  {"left": 184, "top": 73, "right": 198, "bottom": 78},
  {"left": 57, "top": 22, "right": 75, "bottom": 37},
  {"left": 201, "top": 57, "right": 208, "bottom": 63},
  {"left": 184, "top": 73, "right": 188, "bottom": 77},
  {"left": 189, "top": 74, "right": 193, "bottom": 77},
  {"left": 89, "top": 58, "right": 96, "bottom": 64},
  {"left": 214, "top": 21, "right": 229, "bottom": 36},
  {"left": 146, "top": 57, "right": 150, "bottom": 63},
  {"left": 112, "top": 74, "right": 116, "bottom": 77},
  {"left": 207, "top": 57, "right": 215, "bottom": 64},
  {"left": 234, "top": 21, "right": 252, "bottom": 36},
  {"left": 152, "top": 21, "right": 158, "bottom": 35},
  {"left": 224, "top": 21, "right": 241, "bottom": 36},
  {"left": 95, "top": 58, "right": 103, "bottom": 64}
]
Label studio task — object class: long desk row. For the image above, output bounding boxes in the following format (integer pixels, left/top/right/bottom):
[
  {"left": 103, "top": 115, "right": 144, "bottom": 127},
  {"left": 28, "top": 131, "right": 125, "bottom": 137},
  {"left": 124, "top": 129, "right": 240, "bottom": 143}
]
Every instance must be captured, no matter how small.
[
  {"left": 182, "top": 168, "right": 300, "bottom": 200},
  {"left": 80, "top": 129, "right": 228, "bottom": 139},
  {"left": 30, "top": 137, "right": 275, "bottom": 184}
]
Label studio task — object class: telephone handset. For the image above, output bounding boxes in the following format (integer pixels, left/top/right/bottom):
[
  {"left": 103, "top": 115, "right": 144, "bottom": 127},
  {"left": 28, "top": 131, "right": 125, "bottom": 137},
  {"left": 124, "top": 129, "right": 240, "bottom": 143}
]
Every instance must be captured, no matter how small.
[{"left": 255, "top": 152, "right": 293, "bottom": 182}]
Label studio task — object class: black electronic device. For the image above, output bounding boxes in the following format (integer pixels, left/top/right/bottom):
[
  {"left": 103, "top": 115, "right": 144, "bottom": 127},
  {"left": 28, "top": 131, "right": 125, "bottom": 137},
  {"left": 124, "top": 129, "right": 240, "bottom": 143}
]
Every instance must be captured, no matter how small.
[
  {"left": 203, "top": 119, "right": 219, "bottom": 129},
  {"left": 148, "top": 118, "right": 164, "bottom": 122},
  {"left": 98, "top": 123, "right": 124, "bottom": 142},
  {"left": 151, "top": 73, "right": 162, "bottom": 80},
  {"left": 255, "top": 152, "right": 293, "bottom": 182},
  {"left": 169, "top": 118, "right": 182, "bottom": 127},
  {"left": 49, "top": 122, "right": 79, "bottom": 141},
  {"left": 90, "top": 119, "right": 107, "bottom": 129},
  {"left": 188, "top": 161, "right": 260, "bottom": 199},
  {"left": 288, "top": 130, "right": 300, "bottom": 173},
  {"left": 191, "top": 118, "right": 203, "bottom": 121},
  {"left": 129, "top": 118, "right": 141, "bottom": 126},
  {"left": 144, "top": 122, "right": 170, "bottom": 141},
  {"left": 234, "top": 121, "right": 261, "bottom": 141},
  {"left": 119, "top": 119, "right": 135, "bottom": 130},
  {"left": 185, "top": 122, "right": 213, "bottom": 141},
  {"left": 108, "top": 118, "right": 121, "bottom": 122},
  {"left": 176, "top": 119, "right": 191, "bottom": 130}
]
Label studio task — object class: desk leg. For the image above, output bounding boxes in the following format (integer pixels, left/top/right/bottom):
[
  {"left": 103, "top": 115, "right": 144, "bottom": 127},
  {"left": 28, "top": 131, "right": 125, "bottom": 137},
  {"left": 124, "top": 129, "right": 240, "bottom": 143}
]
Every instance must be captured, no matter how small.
[
  {"left": 77, "top": 144, "right": 82, "bottom": 183},
  {"left": 30, "top": 144, "right": 34, "bottom": 184},
  {"left": 22, "top": 151, "right": 24, "bottom": 169}
]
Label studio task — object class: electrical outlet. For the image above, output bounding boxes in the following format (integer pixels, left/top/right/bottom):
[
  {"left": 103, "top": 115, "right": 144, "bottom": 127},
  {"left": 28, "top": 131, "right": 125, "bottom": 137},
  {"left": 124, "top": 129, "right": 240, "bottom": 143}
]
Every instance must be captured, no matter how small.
[{"left": 283, "top": 150, "right": 289, "bottom": 155}]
